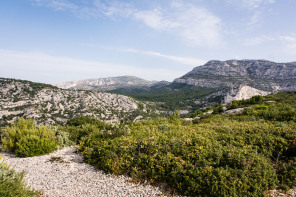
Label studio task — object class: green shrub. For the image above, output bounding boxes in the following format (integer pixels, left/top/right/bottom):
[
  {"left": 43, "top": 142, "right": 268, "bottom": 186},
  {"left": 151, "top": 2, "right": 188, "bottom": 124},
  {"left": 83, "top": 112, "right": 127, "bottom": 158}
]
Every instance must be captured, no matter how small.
[
  {"left": 63, "top": 117, "right": 131, "bottom": 144},
  {"left": 277, "top": 158, "right": 296, "bottom": 190},
  {"left": 0, "top": 155, "right": 40, "bottom": 196},
  {"left": 242, "top": 104, "right": 296, "bottom": 122},
  {"left": 190, "top": 110, "right": 202, "bottom": 118},
  {"left": 158, "top": 123, "right": 170, "bottom": 131},
  {"left": 168, "top": 110, "right": 180, "bottom": 125},
  {"left": 228, "top": 95, "right": 264, "bottom": 109},
  {"left": 15, "top": 135, "right": 57, "bottom": 157},
  {"left": 1, "top": 118, "right": 58, "bottom": 157},
  {"left": 54, "top": 128, "right": 75, "bottom": 148},
  {"left": 63, "top": 117, "right": 109, "bottom": 143},
  {"left": 213, "top": 104, "right": 224, "bottom": 114},
  {"left": 79, "top": 116, "right": 296, "bottom": 196}
]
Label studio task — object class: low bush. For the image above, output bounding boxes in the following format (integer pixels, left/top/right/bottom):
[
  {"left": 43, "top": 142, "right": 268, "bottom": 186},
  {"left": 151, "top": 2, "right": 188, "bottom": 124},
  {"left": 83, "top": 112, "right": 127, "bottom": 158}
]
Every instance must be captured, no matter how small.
[
  {"left": 54, "top": 128, "right": 75, "bottom": 148},
  {"left": 0, "top": 155, "right": 40, "bottom": 196},
  {"left": 62, "top": 117, "right": 131, "bottom": 144},
  {"left": 242, "top": 104, "right": 296, "bottom": 122},
  {"left": 15, "top": 135, "right": 57, "bottom": 157},
  {"left": 228, "top": 95, "right": 264, "bottom": 109},
  {"left": 213, "top": 104, "right": 224, "bottom": 114},
  {"left": 1, "top": 118, "right": 58, "bottom": 157}
]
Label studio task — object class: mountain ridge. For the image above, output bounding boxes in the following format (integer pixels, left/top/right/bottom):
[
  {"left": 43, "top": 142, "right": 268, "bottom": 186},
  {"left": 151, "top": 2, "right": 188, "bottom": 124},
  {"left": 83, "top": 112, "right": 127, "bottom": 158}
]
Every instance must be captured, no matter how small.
[
  {"left": 53, "top": 59, "right": 296, "bottom": 112},
  {"left": 54, "top": 76, "right": 158, "bottom": 91},
  {"left": 183, "top": 60, "right": 296, "bottom": 79}
]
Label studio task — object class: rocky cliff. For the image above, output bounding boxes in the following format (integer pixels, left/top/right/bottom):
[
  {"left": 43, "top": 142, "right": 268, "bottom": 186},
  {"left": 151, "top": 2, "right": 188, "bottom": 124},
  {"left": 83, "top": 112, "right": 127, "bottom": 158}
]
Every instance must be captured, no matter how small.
[
  {"left": 0, "top": 78, "right": 144, "bottom": 125},
  {"left": 174, "top": 59, "right": 296, "bottom": 103}
]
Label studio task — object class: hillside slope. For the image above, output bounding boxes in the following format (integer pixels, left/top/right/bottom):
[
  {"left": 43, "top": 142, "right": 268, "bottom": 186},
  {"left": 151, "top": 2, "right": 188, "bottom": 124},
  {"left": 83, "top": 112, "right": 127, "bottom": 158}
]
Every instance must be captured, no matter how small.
[
  {"left": 0, "top": 78, "right": 143, "bottom": 125},
  {"left": 54, "top": 59, "right": 296, "bottom": 112},
  {"left": 175, "top": 59, "right": 296, "bottom": 92}
]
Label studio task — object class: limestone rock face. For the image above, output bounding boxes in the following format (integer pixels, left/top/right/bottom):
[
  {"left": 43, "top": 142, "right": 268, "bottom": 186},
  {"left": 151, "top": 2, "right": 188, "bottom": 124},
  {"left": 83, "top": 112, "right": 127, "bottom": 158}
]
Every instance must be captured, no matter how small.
[
  {"left": 175, "top": 59, "right": 296, "bottom": 91},
  {"left": 223, "top": 85, "right": 270, "bottom": 104},
  {"left": 0, "top": 78, "right": 142, "bottom": 125},
  {"left": 183, "top": 60, "right": 296, "bottom": 80},
  {"left": 174, "top": 59, "right": 296, "bottom": 103}
]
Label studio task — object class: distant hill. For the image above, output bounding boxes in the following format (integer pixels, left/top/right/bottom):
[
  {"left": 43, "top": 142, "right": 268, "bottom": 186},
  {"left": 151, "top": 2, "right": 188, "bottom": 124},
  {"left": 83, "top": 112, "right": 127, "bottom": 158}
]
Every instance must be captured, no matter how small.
[
  {"left": 54, "top": 76, "right": 158, "bottom": 91},
  {"left": 54, "top": 59, "right": 296, "bottom": 113},
  {"left": 0, "top": 78, "right": 146, "bottom": 125}
]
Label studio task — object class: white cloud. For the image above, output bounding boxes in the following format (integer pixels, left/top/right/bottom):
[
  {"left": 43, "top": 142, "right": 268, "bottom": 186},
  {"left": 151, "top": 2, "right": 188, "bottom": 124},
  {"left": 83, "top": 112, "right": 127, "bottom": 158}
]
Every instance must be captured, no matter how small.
[
  {"left": 243, "top": 34, "right": 296, "bottom": 58},
  {"left": 242, "top": 0, "right": 275, "bottom": 9},
  {"left": 227, "top": 0, "right": 276, "bottom": 9},
  {"left": 123, "top": 48, "right": 206, "bottom": 66},
  {"left": 0, "top": 49, "right": 185, "bottom": 83},
  {"left": 93, "top": 0, "right": 134, "bottom": 18},
  {"left": 30, "top": 0, "right": 223, "bottom": 47},
  {"left": 31, "top": 0, "right": 78, "bottom": 11},
  {"left": 244, "top": 35, "right": 276, "bottom": 46},
  {"left": 131, "top": 2, "right": 223, "bottom": 46},
  {"left": 133, "top": 9, "right": 179, "bottom": 30},
  {"left": 226, "top": 0, "right": 276, "bottom": 27},
  {"left": 278, "top": 35, "right": 296, "bottom": 56},
  {"left": 248, "top": 11, "right": 261, "bottom": 26},
  {"left": 279, "top": 35, "right": 296, "bottom": 42},
  {"left": 83, "top": 44, "right": 206, "bottom": 66},
  {"left": 244, "top": 34, "right": 296, "bottom": 46}
]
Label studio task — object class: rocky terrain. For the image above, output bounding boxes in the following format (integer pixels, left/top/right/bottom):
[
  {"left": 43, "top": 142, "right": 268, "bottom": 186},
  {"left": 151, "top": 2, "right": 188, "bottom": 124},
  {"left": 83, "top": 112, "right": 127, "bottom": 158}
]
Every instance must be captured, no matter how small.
[
  {"left": 202, "top": 84, "right": 270, "bottom": 104},
  {"left": 175, "top": 59, "right": 296, "bottom": 91},
  {"left": 55, "top": 76, "right": 157, "bottom": 91},
  {"left": 0, "top": 78, "right": 145, "bottom": 125},
  {"left": 57, "top": 60, "right": 296, "bottom": 107},
  {"left": 2, "top": 60, "right": 295, "bottom": 122},
  {"left": 174, "top": 59, "right": 296, "bottom": 103}
]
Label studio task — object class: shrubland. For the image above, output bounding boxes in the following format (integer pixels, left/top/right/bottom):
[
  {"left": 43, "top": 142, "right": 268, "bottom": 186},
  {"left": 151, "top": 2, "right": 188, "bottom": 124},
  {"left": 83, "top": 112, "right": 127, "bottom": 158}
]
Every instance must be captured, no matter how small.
[
  {"left": 76, "top": 93, "right": 296, "bottom": 196},
  {"left": 0, "top": 92, "right": 295, "bottom": 196},
  {"left": 0, "top": 118, "right": 73, "bottom": 157},
  {"left": 78, "top": 116, "right": 295, "bottom": 196}
]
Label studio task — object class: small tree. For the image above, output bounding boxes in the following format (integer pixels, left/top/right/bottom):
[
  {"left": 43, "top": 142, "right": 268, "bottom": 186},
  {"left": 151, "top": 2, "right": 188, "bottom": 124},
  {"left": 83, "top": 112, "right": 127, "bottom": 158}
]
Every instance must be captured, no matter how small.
[
  {"left": 213, "top": 104, "right": 224, "bottom": 114},
  {"left": 169, "top": 110, "right": 180, "bottom": 124}
]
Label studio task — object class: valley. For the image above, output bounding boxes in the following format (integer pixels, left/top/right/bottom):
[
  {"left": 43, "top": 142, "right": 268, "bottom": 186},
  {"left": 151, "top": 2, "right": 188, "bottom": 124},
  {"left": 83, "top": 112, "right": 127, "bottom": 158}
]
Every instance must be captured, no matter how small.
[
  {"left": 55, "top": 59, "right": 296, "bottom": 114},
  {"left": 1, "top": 59, "right": 296, "bottom": 197}
]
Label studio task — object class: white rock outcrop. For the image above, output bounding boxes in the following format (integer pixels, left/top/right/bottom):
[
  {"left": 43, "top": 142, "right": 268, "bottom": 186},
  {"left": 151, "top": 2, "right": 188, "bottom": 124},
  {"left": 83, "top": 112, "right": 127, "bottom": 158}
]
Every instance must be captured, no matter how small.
[{"left": 224, "top": 85, "right": 270, "bottom": 104}]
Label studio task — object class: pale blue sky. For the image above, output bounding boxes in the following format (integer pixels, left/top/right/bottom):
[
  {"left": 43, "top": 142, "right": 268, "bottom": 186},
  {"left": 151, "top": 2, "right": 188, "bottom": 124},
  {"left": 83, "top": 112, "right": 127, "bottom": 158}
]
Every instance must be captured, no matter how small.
[{"left": 0, "top": 0, "right": 295, "bottom": 83}]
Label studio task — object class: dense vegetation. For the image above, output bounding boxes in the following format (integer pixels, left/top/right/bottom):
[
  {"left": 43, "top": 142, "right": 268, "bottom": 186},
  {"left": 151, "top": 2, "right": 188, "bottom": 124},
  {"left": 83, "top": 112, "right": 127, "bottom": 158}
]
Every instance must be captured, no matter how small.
[
  {"left": 1, "top": 118, "right": 73, "bottom": 157},
  {"left": 109, "top": 83, "right": 218, "bottom": 112},
  {"left": 0, "top": 92, "right": 295, "bottom": 196},
  {"left": 78, "top": 117, "right": 295, "bottom": 196}
]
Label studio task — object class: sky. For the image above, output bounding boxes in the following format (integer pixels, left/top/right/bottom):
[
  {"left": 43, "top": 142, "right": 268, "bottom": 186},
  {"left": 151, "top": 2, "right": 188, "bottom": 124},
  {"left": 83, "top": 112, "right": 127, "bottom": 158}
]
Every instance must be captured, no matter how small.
[{"left": 0, "top": 0, "right": 296, "bottom": 83}]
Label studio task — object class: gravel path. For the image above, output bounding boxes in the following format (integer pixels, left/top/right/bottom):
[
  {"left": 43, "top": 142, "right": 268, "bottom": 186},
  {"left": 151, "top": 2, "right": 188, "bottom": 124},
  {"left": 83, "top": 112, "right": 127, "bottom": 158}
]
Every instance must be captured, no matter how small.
[{"left": 1, "top": 147, "right": 164, "bottom": 197}]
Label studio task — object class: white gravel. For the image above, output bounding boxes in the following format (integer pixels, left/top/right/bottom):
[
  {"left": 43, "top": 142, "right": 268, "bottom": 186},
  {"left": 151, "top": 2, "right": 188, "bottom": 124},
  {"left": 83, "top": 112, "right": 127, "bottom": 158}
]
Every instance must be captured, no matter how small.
[{"left": 1, "top": 147, "right": 164, "bottom": 197}]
